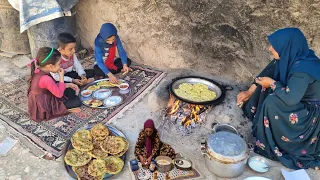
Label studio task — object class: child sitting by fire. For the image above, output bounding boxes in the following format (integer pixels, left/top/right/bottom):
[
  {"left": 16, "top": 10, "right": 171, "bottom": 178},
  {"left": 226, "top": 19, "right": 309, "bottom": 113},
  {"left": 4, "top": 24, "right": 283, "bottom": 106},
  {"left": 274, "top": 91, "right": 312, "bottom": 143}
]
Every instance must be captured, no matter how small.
[
  {"left": 50, "top": 33, "right": 95, "bottom": 86},
  {"left": 134, "top": 119, "right": 176, "bottom": 167}
]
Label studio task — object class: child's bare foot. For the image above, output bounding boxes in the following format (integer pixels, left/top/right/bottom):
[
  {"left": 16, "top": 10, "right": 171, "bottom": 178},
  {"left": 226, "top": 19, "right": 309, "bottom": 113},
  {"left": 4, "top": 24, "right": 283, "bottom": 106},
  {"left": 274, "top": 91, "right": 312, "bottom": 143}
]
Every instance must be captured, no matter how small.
[{"left": 68, "top": 108, "right": 81, "bottom": 113}]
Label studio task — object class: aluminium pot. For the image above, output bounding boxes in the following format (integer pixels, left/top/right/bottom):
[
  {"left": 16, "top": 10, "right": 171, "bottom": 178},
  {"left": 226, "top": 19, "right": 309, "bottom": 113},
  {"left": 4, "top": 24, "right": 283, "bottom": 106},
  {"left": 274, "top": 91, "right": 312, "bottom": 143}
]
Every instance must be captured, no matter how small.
[
  {"left": 201, "top": 131, "right": 249, "bottom": 178},
  {"left": 155, "top": 156, "right": 173, "bottom": 173}
]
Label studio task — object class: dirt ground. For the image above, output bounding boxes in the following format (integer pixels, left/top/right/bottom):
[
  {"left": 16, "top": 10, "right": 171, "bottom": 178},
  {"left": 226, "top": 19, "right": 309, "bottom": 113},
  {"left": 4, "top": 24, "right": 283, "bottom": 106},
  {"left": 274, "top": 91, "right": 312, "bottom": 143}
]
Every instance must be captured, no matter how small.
[{"left": 0, "top": 55, "right": 319, "bottom": 180}]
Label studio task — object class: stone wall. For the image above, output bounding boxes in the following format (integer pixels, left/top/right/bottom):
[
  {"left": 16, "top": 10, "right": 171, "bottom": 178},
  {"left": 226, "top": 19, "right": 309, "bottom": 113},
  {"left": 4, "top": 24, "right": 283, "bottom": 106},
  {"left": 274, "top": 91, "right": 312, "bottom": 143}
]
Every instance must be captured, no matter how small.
[
  {"left": 75, "top": 0, "right": 320, "bottom": 82},
  {"left": 0, "top": 0, "right": 30, "bottom": 54}
]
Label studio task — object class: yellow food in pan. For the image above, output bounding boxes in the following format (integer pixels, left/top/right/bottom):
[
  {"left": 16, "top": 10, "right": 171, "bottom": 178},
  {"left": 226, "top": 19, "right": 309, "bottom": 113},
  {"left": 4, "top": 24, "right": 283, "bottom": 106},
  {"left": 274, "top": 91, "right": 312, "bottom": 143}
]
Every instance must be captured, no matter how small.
[{"left": 174, "top": 83, "right": 216, "bottom": 102}]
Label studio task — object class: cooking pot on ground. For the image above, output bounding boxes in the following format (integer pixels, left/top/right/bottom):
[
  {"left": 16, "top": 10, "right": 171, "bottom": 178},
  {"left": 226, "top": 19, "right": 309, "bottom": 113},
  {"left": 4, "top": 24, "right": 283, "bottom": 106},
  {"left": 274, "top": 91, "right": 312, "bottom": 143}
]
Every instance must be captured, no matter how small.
[{"left": 201, "top": 130, "right": 249, "bottom": 178}]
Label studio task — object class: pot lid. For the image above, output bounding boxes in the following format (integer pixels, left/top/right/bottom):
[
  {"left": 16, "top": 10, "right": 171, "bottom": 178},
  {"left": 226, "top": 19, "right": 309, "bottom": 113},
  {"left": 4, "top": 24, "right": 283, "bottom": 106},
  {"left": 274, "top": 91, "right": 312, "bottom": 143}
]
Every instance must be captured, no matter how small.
[{"left": 207, "top": 131, "right": 248, "bottom": 163}]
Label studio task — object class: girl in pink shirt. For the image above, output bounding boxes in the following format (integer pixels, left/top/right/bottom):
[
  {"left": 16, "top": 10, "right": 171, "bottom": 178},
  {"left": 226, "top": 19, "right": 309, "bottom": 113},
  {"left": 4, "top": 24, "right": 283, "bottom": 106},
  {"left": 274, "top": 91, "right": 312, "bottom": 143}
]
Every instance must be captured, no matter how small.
[{"left": 28, "top": 47, "right": 81, "bottom": 122}]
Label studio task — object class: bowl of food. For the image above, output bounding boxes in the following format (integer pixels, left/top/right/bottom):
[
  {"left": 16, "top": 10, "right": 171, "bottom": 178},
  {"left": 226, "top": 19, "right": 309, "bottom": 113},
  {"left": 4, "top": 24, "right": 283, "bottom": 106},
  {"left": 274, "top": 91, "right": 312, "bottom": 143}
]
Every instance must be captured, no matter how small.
[
  {"left": 81, "top": 90, "right": 92, "bottom": 97},
  {"left": 248, "top": 156, "right": 270, "bottom": 173},
  {"left": 118, "top": 83, "right": 129, "bottom": 91},
  {"left": 155, "top": 156, "right": 173, "bottom": 173},
  {"left": 93, "top": 89, "right": 112, "bottom": 100}
]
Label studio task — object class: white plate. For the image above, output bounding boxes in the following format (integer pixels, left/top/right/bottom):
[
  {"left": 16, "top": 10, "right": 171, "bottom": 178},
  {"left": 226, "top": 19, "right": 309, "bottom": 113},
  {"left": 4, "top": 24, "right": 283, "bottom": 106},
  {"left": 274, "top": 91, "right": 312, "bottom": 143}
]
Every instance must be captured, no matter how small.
[
  {"left": 103, "top": 96, "right": 123, "bottom": 107},
  {"left": 244, "top": 177, "right": 271, "bottom": 180},
  {"left": 93, "top": 89, "right": 112, "bottom": 100}
]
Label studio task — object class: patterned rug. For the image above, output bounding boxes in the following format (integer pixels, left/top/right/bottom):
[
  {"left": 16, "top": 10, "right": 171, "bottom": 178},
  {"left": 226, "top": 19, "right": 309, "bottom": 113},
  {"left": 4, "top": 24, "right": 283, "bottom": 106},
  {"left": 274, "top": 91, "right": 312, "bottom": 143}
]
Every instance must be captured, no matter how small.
[
  {"left": 132, "top": 167, "right": 201, "bottom": 180},
  {"left": 0, "top": 57, "right": 165, "bottom": 157}
]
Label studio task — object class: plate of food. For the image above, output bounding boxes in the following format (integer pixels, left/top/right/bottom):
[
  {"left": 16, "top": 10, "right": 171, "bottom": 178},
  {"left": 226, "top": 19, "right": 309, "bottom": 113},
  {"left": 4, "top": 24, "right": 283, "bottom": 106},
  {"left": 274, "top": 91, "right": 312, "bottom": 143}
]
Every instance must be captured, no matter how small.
[
  {"left": 63, "top": 124, "right": 129, "bottom": 180},
  {"left": 83, "top": 99, "right": 104, "bottom": 108},
  {"left": 80, "top": 79, "right": 132, "bottom": 109}
]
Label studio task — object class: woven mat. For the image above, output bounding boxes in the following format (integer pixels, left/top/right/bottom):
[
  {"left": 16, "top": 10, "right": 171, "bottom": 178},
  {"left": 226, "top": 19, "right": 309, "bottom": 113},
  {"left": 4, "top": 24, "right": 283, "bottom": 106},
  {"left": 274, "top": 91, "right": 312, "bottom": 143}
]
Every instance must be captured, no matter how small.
[
  {"left": 0, "top": 57, "right": 165, "bottom": 157},
  {"left": 132, "top": 166, "right": 201, "bottom": 180}
]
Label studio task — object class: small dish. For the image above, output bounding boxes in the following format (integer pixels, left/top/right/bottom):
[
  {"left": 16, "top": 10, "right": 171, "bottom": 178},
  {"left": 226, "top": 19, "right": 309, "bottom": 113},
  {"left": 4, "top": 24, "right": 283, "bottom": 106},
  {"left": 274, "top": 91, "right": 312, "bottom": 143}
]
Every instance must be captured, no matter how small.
[
  {"left": 93, "top": 89, "right": 112, "bottom": 100},
  {"left": 81, "top": 90, "right": 92, "bottom": 97},
  {"left": 248, "top": 156, "right": 270, "bottom": 173},
  {"left": 174, "top": 157, "right": 192, "bottom": 171},
  {"left": 118, "top": 83, "right": 129, "bottom": 90},
  {"left": 103, "top": 96, "right": 123, "bottom": 107}
]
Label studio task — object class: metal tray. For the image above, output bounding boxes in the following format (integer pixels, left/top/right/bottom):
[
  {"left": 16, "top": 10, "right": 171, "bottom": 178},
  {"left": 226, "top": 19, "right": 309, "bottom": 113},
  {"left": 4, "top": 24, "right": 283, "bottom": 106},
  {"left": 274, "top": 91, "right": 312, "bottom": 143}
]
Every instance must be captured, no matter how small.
[
  {"left": 169, "top": 76, "right": 226, "bottom": 105},
  {"left": 63, "top": 125, "right": 127, "bottom": 180},
  {"left": 80, "top": 78, "right": 132, "bottom": 108}
]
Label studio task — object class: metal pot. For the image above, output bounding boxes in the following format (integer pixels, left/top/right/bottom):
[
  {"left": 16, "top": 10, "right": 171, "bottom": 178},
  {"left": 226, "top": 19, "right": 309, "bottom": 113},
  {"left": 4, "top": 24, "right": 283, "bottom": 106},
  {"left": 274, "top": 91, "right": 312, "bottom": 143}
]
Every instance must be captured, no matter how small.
[
  {"left": 155, "top": 156, "right": 173, "bottom": 173},
  {"left": 201, "top": 131, "right": 249, "bottom": 178},
  {"left": 212, "top": 123, "right": 239, "bottom": 135}
]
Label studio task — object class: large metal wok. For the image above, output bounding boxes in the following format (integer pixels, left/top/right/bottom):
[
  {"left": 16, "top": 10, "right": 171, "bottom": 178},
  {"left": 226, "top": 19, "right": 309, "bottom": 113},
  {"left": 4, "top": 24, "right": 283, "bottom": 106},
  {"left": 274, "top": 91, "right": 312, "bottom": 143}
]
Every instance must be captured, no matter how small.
[{"left": 169, "top": 76, "right": 231, "bottom": 105}]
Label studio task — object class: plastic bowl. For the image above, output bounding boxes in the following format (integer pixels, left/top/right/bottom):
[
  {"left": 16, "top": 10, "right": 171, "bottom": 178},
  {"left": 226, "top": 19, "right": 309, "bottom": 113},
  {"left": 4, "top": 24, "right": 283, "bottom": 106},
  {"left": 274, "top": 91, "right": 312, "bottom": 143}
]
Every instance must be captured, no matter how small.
[
  {"left": 119, "top": 83, "right": 129, "bottom": 90},
  {"left": 81, "top": 90, "right": 92, "bottom": 97},
  {"left": 248, "top": 156, "right": 270, "bottom": 173}
]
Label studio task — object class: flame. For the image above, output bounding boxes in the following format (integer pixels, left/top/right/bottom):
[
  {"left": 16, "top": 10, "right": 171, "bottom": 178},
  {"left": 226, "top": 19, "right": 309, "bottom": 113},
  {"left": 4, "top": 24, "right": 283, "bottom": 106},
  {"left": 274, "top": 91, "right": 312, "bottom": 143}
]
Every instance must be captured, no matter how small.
[
  {"left": 167, "top": 94, "right": 207, "bottom": 127},
  {"left": 167, "top": 94, "right": 180, "bottom": 115}
]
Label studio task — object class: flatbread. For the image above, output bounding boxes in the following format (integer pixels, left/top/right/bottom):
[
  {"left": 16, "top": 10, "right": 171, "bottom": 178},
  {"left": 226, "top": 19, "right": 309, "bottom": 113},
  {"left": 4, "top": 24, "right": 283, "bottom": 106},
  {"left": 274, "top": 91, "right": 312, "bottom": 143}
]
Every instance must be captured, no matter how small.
[
  {"left": 88, "top": 159, "right": 106, "bottom": 177},
  {"left": 87, "top": 85, "right": 100, "bottom": 91},
  {"left": 90, "top": 123, "right": 109, "bottom": 141},
  {"left": 87, "top": 140, "right": 109, "bottom": 159},
  {"left": 72, "top": 164, "right": 104, "bottom": 180},
  {"left": 84, "top": 100, "right": 103, "bottom": 108},
  {"left": 100, "top": 136, "right": 128, "bottom": 155},
  {"left": 97, "top": 81, "right": 121, "bottom": 87},
  {"left": 71, "top": 130, "right": 94, "bottom": 152},
  {"left": 112, "top": 137, "right": 129, "bottom": 157},
  {"left": 64, "top": 149, "right": 92, "bottom": 167},
  {"left": 104, "top": 157, "right": 124, "bottom": 175}
]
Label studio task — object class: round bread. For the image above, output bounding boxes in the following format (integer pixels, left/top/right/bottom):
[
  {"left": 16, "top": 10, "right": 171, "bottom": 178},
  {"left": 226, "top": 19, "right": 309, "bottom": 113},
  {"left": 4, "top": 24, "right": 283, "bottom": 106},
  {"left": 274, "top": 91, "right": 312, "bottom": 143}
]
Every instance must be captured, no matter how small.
[
  {"left": 71, "top": 130, "right": 94, "bottom": 152},
  {"left": 112, "top": 138, "right": 129, "bottom": 157},
  {"left": 90, "top": 123, "right": 109, "bottom": 140},
  {"left": 88, "top": 159, "right": 106, "bottom": 177},
  {"left": 104, "top": 157, "right": 124, "bottom": 175},
  {"left": 100, "top": 136, "right": 127, "bottom": 155},
  {"left": 87, "top": 140, "right": 109, "bottom": 159},
  {"left": 72, "top": 164, "right": 104, "bottom": 180},
  {"left": 64, "top": 149, "right": 92, "bottom": 167}
]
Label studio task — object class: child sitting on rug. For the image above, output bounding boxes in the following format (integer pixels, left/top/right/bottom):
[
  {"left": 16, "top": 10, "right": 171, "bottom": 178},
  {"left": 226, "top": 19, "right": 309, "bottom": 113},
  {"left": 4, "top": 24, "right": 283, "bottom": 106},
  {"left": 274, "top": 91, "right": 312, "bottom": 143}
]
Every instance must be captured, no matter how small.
[
  {"left": 28, "top": 47, "right": 81, "bottom": 122},
  {"left": 50, "top": 32, "right": 95, "bottom": 86},
  {"left": 94, "top": 23, "right": 133, "bottom": 83}
]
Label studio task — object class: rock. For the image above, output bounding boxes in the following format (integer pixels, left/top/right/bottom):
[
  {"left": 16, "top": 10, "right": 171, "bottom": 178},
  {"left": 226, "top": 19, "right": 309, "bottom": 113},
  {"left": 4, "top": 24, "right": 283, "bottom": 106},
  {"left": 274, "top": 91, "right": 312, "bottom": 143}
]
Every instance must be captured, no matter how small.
[
  {"left": 0, "top": 52, "right": 17, "bottom": 58},
  {"left": 0, "top": 0, "right": 30, "bottom": 54},
  {"left": 12, "top": 55, "right": 31, "bottom": 68},
  {"left": 75, "top": 0, "right": 320, "bottom": 83},
  {"left": 24, "top": 167, "right": 30, "bottom": 173}
]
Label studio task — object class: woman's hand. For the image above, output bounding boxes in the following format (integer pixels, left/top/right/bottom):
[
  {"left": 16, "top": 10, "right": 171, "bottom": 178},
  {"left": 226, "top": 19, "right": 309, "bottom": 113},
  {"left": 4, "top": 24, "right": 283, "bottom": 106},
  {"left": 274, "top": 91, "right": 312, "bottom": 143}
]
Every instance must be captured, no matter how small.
[
  {"left": 255, "top": 77, "right": 276, "bottom": 88},
  {"left": 139, "top": 156, "right": 147, "bottom": 166},
  {"left": 237, "top": 91, "right": 253, "bottom": 104},
  {"left": 122, "top": 64, "right": 132, "bottom": 74},
  {"left": 146, "top": 156, "right": 153, "bottom": 165},
  {"left": 107, "top": 73, "right": 118, "bottom": 84}
]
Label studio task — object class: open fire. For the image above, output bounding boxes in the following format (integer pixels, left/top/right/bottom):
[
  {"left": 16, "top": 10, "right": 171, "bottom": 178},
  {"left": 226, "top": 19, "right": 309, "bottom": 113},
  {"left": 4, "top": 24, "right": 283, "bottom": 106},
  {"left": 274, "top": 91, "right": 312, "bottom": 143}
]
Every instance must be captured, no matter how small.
[{"left": 165, "top": 94, "right": 211, "bottom": 134}]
